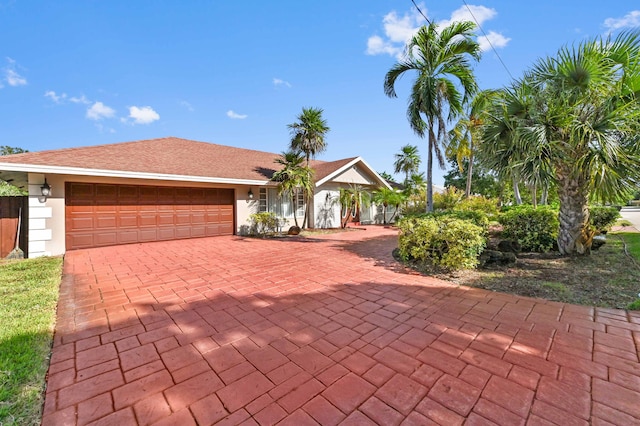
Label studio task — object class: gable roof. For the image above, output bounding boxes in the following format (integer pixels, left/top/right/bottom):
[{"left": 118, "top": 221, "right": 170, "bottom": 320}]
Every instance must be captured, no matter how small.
[{"left": 0, "top": 137, "right": 389, "bottom": 188}]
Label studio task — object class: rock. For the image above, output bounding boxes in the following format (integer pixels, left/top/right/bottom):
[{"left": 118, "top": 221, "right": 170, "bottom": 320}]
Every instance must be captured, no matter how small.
[
  {"left": 479, "top": 249, "right": 517, "bottom": 267},
  {"left": 592, "top": 235, "right": 606, "bottom": 251},
  {"left": 497, "top": 239, "right": 521, "bottom": 254},
  {"left": 287, "top": 226, "right": 301, "bottom": 235}
]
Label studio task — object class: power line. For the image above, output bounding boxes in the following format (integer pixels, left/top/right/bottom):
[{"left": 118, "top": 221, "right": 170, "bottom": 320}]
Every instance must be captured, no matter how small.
[
  {"left": 411, "top": 0, "right": 431, "bottom": 24},
  {"left": 461, "top": 0, "right": 514, "bottom": 81}
]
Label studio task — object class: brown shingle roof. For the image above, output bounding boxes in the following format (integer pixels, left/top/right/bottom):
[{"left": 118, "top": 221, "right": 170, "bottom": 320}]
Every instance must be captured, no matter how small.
[{"left": 0, "top": 137, "right": 366, "bottom": 184}]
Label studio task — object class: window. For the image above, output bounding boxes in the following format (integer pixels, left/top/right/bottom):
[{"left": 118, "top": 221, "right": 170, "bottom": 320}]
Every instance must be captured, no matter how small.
[{"left": 258, "top": 187, "right": 304, "bottom": 218}]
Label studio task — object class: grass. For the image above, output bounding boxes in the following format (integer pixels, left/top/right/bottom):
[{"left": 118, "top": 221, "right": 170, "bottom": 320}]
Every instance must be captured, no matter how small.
[
  {"left": 616, "top": 232, "right": 640, "bottom": 260},
  {"left": 422, "top": 231, "right": 640, "bottom": 310},
  {"left": 614, "top": 232, "right": 640, "bottom": 309},
  {"left": 0, "top": 256, "right": 63, "bottom": 425}
]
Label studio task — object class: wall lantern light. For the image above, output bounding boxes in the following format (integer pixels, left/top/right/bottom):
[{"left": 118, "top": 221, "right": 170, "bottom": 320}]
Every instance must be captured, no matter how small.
[
  {"left": 41, "top": 179, "right": 51, "bottom": 197},
  {"left": 248, "top": 188, "right": 254, "bottom": 199}
]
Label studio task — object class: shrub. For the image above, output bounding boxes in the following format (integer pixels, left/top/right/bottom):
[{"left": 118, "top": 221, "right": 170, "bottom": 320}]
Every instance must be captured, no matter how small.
[
  {"left": 499, "top": 205, "right": 559, "bottom": 252},
  {"left": 248, "top": 212, "right": 279, "bottom": 236},
  {"left": 407, "top": 210, "right": 489, "bottom": 232},
  {"left": 455, "top": 195, "right": 500, "bottom": 219},
  {"left": 397, "top": 216, "right": 486, "bottom": 271},
  {"left": 433, "top": 187, "right": 464, "bottom": 210},
  {"left": 589, "top": 206, "right": 621, "bottom": 233}
]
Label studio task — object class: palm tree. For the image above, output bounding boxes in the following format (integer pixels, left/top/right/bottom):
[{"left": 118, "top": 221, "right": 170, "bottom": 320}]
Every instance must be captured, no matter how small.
[
  {"left": 447, "top": 89, "right": 498, "bottom": 198},
  {"left": 393, "top": 145, "right": 421, "bottom": 185},
  {"left": 384, "top": 21, "right": 480, "bottom": 212},
  {"left": 338, "top": 185, "right": 371, "bottom": 228},
  {"left": 483, "top": 30, "right": 640, "bottom": 255},
  {"left": 271, "top": 151, "right": 313, "bottom": 228},
  {"left": 288, "top": 107, "right": 330, "bottom": 228},
  {"left": 373, "top": 187, "right": 402, "bottom": 224}
]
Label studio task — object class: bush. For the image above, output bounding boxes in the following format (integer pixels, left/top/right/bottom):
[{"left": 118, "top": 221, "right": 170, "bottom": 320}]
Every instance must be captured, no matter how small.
[
  {"left": 403, "top": 210, "right": 489, "bottom": 233},
  {"left": 248, "top": 212, "right": 279, "bottom": 236},
  {"left": 455, "top": 195, "right": 500, "bottom": 219},
  {"left": 499, "top": 206, "right": 559, "bottom": 252},
  {"left": 589, "top": 206, "right": 621, "bottom": 233},
  {"left": 397, "top": 216, "right": 486, "bottom": 271},
  {"left": 433, "top": 187, "right": 464, "bottom": 210}
]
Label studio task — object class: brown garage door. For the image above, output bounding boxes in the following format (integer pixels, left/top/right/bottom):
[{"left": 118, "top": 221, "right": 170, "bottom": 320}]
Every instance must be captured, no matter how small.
[{"left": 65, "top": 182, "right": 234, "bottom": 250}]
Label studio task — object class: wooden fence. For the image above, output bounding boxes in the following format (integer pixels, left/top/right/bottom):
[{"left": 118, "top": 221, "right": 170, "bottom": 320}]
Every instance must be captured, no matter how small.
[{"left": 0, "top": 197, "right": 28, "bottom": 258}]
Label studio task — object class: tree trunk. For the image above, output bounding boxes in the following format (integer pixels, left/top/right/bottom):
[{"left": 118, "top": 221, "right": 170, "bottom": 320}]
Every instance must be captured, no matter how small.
[
  {"left": 291, "top": 191, "right": 299, "bottom": 228},
  {"left": 540, "top": 184, "right": 548, "bottom": 206},
  {"left": 465, "top": 150, "right": 473, "bottom": 198},
  {"left": 426, "top": 133, "right": 434, "bottom": 212},
  {"left": 531, "top": 182, "right": 537, "bottom": 209},
  {"left": 512, "top": 175, "right": 522, "bottom": 205},
  {"left": 557, "top": 171, "right": 591, "bottom": 255}
]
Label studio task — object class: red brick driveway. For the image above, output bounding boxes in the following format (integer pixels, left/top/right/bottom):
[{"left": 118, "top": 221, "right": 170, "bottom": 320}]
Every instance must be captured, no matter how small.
[{"left": 42, "top": 227, "right": 640, "bottom": 425}]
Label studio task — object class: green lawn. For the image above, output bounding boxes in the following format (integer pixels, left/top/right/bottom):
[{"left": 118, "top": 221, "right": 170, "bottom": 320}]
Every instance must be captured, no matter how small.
[
  {"left": 611, "top": 232, "right": 640, "bottom": 310},
  {"left": 0, "top": 256, "right": 63, "bottom": 425}
]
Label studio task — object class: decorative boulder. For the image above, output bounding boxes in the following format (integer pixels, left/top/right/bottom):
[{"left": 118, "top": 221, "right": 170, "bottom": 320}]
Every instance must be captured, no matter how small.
[
  {"left": 497, "top": 239, "right": 522, "bottom": 254},
  {"left": 478, "top": 249, "right": 517, "bottom": 267},
  {"left": 287, "top": 226, "right": 301, "bottom": 235}
]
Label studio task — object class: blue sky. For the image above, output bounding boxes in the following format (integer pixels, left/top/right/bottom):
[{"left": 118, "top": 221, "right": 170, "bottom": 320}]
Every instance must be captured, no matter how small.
[{"left": 1, "top": 1, "right": 638, "bottom": 185}]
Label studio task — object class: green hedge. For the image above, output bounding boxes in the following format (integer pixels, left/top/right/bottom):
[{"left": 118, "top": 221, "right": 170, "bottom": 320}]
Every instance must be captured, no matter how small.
[
  {"left": 589, "top": 206, "right": 620, "bottom": 233},
  {"left": 398, "top": 215, "right": 486, "bottom": 271},
  {"left": 499, "top": 205, "right": 559, "bottom": 252}
]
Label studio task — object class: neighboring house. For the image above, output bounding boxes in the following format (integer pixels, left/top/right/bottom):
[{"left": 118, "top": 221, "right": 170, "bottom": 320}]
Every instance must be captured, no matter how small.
[{"left": 0, "top": 137, "right": 390, "bottom": 258}]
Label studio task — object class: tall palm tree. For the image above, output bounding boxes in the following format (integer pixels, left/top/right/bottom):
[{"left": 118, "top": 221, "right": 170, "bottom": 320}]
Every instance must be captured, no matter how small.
[
  {"left": 393, "top": 145, "right": 421, "bottom": 185},
  {"left": 483, "top": 30, "right": 640, "bottom": 255},
  {"left": 447, "top": 89, "right": 498, "bottom": 198},
  {"left": 271, "top": 150, "right": 312, "bottom": 228},
  {"left": 288, "top": 107, "right": 330, "bottom": 228},
  {"left": 384, "top": 21, "right": 480, "bottom": 212}
]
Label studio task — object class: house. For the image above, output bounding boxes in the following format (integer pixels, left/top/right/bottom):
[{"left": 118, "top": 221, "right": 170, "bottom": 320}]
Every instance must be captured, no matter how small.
[{"left": 0, "top": 137, "right": 391, "bottom": 258}]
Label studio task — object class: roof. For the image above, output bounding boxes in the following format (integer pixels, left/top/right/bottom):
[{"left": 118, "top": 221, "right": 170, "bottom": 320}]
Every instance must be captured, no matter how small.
[{"left": 0, "top": 137, "right": 389, "bottom": 189}]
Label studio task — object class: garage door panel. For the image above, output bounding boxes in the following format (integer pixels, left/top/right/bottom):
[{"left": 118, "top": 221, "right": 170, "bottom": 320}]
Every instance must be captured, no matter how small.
[
  {"left": 118, "top": 215, "right": 138, "bottom": 228},
  {"left": 96, "top": 216, "right": 117, "bottom": 229},
  {"left": 158, "top": 214, "right": 174, "bottom": 225},
  {"left": 66, "top": 182, "right": 234, "bottom": 250}
]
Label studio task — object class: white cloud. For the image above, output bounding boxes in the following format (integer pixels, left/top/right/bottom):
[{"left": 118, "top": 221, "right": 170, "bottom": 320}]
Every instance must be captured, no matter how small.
[
  {"left": 127, "top": 106, "right": 160, "bottom": 124},
  {"left": 441, "top": 5, "right": 496, "bottom": 28},
  {"left": 366, "top": 35, "right": 402, "bottom": 57},
  {"left": 273, "top": 78, "right": 292, "bottom": 88},
  {"left": 366, "top": 8, "right": 422, "bottom": 58},
  {"left": 179, "top": 100, "right": 194, "bottom": 111},
  {"left": 366, "top": 3, "right": 509, "bottom": 58},
  {"left": 478, "top": 31, "right": 511, "bottom": 52},
  {"left": 2, "top": 57, "right": 27, "bottom": 87},
  {"left": 604, "top": 10, "right": 640, "bottom": 31},
  {"left": 86, "top": 101, "right": 116, "bottom": 120},
  {"left": 227, "top": 110, "right": 247, "bottom": 119},
  {"left": 70, "top": 95, "right": 90, "bottom": 105},
  {"left": 45, "top": 90, "right": 67, "bottom": 103}
]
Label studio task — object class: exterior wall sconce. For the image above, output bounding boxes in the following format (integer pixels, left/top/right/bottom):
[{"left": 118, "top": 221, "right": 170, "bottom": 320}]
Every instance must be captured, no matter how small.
[
  {"left": 41, "top": 179, "right": 52, "bottom": 198},
  {"left": 248, "top": 188, "right": 254, "bottom": 199},
  {"left": 39, "top": 179, "right": 52, "bottom": 203}
]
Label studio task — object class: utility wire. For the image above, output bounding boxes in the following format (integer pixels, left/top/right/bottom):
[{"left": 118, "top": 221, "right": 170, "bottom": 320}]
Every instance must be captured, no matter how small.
[
  {"left": 461, "top": 0, "right": 514, "bottom": 81},
  {"left": 411, "top": 0, "right": 431, "bottom": 24},
  {"left": 411, "top": 0, "right": 515, "bottom": 82}
]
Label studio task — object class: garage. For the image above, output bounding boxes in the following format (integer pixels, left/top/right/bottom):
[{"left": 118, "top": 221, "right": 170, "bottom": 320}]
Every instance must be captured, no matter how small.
[{"left": 65, "top": 182, "right": 234, "bottom": 250}]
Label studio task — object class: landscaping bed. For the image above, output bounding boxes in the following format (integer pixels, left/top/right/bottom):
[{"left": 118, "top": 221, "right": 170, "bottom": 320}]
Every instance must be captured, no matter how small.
[{"left": 427, "top": 232, "right": 640, "bottom": 309}]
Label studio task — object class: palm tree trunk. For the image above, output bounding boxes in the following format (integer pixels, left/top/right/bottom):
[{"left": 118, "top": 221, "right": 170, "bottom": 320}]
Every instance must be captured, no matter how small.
[
  {"left": 465, "top": 151, "right": 473, "bottom": 198},
  {"left": 557, "top": 169, "right": 591, "bottom": 255},
  {"left": 291, "top": 191, "right": 299, "bottom": 228},
  {"left": 531, "top": 182, "right": 537, "bottom": 209},
  {"left": 512, "top": 175, "right": 522, "bottom": 205},
  {"left": 540, "top": 184, "right": 548, "bottom": 205},
  {"left": 426, "top": 131, "right": 435, "bottom": 212}
]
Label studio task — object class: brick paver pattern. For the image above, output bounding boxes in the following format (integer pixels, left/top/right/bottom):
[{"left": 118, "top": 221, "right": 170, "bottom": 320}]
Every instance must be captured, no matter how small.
[{"left": 42, "top": 227, "right": 640, "bottom": 425}]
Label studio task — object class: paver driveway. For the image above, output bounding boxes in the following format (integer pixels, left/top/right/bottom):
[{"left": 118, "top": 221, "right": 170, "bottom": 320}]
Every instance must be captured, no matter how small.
[{"left": 42, "top": 227, "right": 640, "bottom": 425}]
